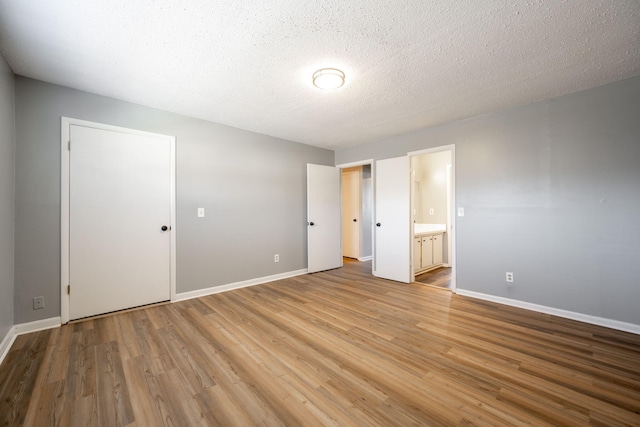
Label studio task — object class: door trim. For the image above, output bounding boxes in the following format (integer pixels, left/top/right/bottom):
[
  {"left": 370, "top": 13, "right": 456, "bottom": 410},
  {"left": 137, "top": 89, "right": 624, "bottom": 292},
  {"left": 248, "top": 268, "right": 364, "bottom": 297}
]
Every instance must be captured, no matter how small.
[
  {"left": 60, "top": 117, "right": 177, "bottom": 324},
  {"left": 336, "top": 159, "right": 374, "bottom": 169},
  {"left": 408, "top": 145, "right": 456, "bottom": 292}
]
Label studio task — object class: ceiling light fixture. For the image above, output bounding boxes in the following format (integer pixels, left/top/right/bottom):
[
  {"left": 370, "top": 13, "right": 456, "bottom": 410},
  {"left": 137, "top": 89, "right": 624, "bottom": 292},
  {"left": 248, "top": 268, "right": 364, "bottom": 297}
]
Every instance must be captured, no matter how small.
[{"left": 312, "top": 68, "right": 345, "bottom": 90}]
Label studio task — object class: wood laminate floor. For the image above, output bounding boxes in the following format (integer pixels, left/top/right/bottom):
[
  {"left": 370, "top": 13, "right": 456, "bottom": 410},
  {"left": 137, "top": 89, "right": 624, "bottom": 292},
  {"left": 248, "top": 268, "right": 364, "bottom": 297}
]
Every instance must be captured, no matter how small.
[
  {"left": 415, "top": 267, "right": 452, "bottom": 289},
  {"left": 1, "top": 260, "right": 639, "bottom": 426}
]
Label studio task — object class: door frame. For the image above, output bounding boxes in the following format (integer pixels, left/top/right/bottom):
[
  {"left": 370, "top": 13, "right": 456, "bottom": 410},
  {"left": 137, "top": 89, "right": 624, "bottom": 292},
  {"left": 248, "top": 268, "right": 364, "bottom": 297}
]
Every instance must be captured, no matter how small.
[
  {"left": 60, "top": 117, "right": 177, "bottom": 324},
  {"left": 408, "top": 145, "right": 456, "bottom": 291},
  {"left": 336, "top": 159, "right": 374, "bottom": 268}
]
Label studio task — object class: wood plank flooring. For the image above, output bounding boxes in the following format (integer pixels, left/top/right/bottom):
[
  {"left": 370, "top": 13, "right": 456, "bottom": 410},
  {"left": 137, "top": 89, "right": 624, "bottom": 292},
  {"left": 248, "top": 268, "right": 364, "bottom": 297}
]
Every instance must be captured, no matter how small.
[
  {"left": 1, "top": 259, "right": 639, "bottom": 426},
  {"left": 415, "top": 267, "right": 452, "bottom": 289}
]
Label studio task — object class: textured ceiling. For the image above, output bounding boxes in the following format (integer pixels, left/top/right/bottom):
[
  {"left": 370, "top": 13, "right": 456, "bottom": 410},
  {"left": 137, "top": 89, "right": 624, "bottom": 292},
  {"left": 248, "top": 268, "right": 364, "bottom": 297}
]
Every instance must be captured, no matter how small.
[{"left": 1, "top": 1, "right": 639, "bottom": 150}]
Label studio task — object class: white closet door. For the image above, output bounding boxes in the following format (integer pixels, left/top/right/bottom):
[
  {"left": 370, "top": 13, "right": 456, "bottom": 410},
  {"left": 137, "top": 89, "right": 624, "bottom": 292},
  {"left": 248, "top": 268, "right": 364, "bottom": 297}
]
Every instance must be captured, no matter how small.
[
  {"left": 69, "top": 124, "right": 172, "bottom": 320},
  {"left": 307, "top": 164, "right": 342, "bottom": 273},
  {"left": 374, "top": 156, "right": 411, "bottom": 283}
]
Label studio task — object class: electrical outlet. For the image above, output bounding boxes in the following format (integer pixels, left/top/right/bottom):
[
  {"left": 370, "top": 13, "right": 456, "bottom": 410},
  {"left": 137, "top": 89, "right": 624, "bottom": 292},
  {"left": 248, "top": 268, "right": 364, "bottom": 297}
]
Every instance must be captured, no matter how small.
[
  {"left": 506, "top": 272, "right": 514, "bottom": 283},
  {"left": 197, "top": 208, "right": 205, "bottom": 218},
  {"left": 274, "top": 254, "right": 279, "bottom": 262},
  {"left": 457, "top": 207, "right": 464, "bottom": 217},
  {"left": 33, "top": 296, "right": 45, "bottom": 310},
  {"left": 429, "top": 208, "right": 434, "bottom": 215}
]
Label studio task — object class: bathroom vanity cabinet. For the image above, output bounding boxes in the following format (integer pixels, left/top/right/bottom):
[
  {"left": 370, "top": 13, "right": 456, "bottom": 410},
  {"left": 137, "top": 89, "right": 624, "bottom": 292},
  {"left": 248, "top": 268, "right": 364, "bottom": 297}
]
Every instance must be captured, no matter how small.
[{"left": 414, "top": 232, "right": 444, "bottom": 274}]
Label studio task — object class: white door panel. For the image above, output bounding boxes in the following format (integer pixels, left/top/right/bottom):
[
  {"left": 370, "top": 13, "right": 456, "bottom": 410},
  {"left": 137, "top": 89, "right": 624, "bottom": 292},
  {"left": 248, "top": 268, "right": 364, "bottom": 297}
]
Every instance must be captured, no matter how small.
[
  {"left": 307, "top": 164, "right": 342, "bottom": 273},
  {"left": 342, "top": 170, "right": 360, "bottom": 258},
  {"left": 69, "top": 125, "right": 172, "bottom": 320},
  {"left": 374, "top": 156, "right": 411, "bottom": 283}
]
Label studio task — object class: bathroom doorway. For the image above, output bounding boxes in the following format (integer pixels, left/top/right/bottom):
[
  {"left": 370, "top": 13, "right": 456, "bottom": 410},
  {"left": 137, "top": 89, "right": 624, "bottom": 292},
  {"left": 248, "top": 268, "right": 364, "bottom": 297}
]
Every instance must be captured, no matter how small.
[{"left": 410, "top": 147, "right": 455, "bottom": 291}]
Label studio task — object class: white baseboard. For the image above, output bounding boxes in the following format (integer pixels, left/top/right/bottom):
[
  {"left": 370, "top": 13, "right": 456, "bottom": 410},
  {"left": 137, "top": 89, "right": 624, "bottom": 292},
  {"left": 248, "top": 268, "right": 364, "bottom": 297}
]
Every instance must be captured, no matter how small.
[
  {"left": 358, "top": 256, "right": 372, "bottom": 262},
  {"left": 455, "top": 289, "right": 640, "bottom": 335},
  {"left": 14, "top": 317, "right": 61, "bottom": 335},
  {"left": 0, "top": 326, "right": 17, "bottom": 367},
  {"left": 174, "top": 268, "right": 308, "bottom": 302},
  {"left": 0, "top": 317, "right": 61, "bottom": 366}
]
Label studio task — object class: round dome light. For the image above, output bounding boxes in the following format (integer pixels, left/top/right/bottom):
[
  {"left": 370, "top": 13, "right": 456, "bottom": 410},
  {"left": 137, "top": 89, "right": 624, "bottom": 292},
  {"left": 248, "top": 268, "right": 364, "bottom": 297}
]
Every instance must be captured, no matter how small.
[{"left": 312, "top": 68, "right": 345, "bottom": 90}]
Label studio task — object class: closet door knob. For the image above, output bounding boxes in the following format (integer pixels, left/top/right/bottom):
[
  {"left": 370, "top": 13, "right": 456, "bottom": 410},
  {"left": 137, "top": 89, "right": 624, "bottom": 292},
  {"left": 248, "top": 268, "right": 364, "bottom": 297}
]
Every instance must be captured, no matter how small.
[
  {"left": 161, "top": 225, "right": 169, "bottom": 231},
  {"left": 309, "top": 222, "right": 315, "bottom": 226},
  {"left": 353, "top": 219, "right": 357, "bottom": 222},
  {"left": 376, "top": 223, "right": 381, "bottom": 227}
]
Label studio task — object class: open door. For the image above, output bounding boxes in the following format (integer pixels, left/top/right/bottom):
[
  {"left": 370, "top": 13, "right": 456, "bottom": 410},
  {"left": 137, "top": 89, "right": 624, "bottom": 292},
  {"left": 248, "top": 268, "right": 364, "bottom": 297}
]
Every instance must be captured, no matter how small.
[
  {"left": 307, "top": 164, "right": 342, "bottom": 273},
  {"left": 374, "top": 156, "right": 411, "bottom": 283}
]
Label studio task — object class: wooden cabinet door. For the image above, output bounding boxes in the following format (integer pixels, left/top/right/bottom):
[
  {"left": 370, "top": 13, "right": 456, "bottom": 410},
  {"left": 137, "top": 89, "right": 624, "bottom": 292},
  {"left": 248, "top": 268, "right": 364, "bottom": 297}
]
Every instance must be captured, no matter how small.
[
  {"left": 414, "top": 237, "right": 422, "bottom": 272},
  {"left": 421, "top": 236, "right": 433, "bottom": 269},
  {"left": 432, "top": 233, "right": 444, "bottom": 265}
]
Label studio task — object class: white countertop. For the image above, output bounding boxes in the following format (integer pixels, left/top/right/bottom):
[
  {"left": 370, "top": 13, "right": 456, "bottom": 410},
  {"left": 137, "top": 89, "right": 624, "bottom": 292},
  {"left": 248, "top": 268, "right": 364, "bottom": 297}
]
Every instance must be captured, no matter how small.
[{"left": 414, "top": 223, "right": 446, "bottom": 235}]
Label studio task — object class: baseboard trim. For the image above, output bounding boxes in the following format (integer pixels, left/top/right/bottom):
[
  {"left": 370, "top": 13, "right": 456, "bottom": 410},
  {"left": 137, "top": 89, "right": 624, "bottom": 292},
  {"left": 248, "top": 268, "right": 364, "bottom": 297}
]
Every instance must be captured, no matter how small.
[
  {"left": 0, "top": 317, "right": 61, "bottom": 367},
  {"left": 174, "top": 268, "right": 308, "bottom": 302},
  {"left": 15, "top": 317, "right": 62, "bottom": 335},
  {"left": 357, "top": 256, "right": 372, "bottom": 262},
  {"left": 455, "top": 289, "right": 640, "bottom": 335},
  {"left": 0, "top": 327, "right": 16, "bottom": 367}
]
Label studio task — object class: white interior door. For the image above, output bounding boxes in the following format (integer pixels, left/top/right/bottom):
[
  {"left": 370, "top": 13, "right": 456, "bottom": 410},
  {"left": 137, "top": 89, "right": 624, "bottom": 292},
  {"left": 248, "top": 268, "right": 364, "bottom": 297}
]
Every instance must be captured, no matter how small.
[
  {"left": 307, "top": 164, "right": 342, "bottom": 273},
  {"left": 374, "top": 156, "right": 411, "bottom": 283},
  {"left": 341, "top": 170, "right": 360, "bottom": 258},
  {"left": 69, "top": 124, "right": 173, "bottom": 320}
]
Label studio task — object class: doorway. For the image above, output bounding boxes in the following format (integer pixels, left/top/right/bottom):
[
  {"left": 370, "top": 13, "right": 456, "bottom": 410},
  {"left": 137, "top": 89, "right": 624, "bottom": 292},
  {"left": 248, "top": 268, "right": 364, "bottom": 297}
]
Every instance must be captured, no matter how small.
[
  {"left": 336, "top": 161, "right": 373, "bottom": 274},
  {"left": 320, "top": 149, "right": 456, "bottom": 289},
  {"left": 61, "top": 118, "right": 176, "bottom": 323},
  {"left": 340, "top": 165, "right": 373, "bottom": 262},
  {"left": 409, "top": 146, "right": 455, "bottom": 291}
]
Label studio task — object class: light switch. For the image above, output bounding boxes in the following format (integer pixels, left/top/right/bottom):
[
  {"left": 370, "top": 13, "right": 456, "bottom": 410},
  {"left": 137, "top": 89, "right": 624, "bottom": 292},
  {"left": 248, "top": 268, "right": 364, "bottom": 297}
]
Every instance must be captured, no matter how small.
[
  {"left": 197, "top": 208, "right": 205, "bottom": 218},
  {"left": 457, "top": 207, "right": 464, "bottom": 217}
]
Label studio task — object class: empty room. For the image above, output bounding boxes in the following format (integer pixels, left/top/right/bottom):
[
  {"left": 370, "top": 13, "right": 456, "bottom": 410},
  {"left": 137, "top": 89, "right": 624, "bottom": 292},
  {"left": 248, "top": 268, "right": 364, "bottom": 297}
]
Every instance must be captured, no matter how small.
[{"left": 1, "top": 1, "right": 639, "bottom": 426}]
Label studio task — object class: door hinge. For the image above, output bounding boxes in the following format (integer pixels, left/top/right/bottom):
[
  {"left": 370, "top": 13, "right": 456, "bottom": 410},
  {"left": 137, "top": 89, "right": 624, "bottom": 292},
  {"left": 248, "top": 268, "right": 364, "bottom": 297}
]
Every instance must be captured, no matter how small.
[
  {"left": 67, "top": 285, "right": 70, "bottom": 295},
  {"left": 68, "top": 140, "right": 71, "bottom": 151}
]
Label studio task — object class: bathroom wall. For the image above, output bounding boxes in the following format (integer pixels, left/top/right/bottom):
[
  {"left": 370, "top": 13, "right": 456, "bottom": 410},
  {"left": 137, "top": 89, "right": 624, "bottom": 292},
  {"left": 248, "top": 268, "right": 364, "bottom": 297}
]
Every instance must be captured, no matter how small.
[{"left": 416, "top": 151, "right": 451, "bottom": 224}]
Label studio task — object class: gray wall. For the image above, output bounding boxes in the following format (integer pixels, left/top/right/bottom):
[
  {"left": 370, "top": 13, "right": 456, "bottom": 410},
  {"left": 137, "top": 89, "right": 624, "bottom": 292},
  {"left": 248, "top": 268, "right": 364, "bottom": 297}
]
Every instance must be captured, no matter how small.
[
  {"left": 0, "top": 55, "right": 15, "bottom": 337},
  {"left": 14, "top": 77, "right": 334, "bottom": 324},
  {"left": 336, "top": 76, "right": 640, "bottom": 326}
]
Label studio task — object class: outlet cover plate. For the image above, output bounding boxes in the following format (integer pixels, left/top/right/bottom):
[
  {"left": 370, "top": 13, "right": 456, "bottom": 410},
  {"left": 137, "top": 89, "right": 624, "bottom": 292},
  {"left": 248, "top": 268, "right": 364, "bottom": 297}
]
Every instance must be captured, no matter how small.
[{"left": 33, "top": 296, "right": 45, "bottom": 310}]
